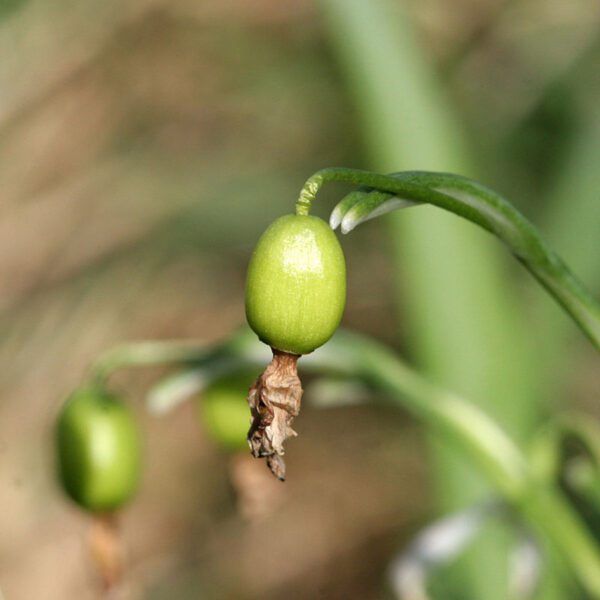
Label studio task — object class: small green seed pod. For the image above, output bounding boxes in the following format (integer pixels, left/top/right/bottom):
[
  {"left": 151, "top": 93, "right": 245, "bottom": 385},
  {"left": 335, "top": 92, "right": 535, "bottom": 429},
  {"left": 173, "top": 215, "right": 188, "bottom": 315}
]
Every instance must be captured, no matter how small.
[
  {"left": 197, "top": 371, "right": 257, "bottom": 453},
  {"left": 56, "top": 387, "right": 141, "bottom": 513},
  {"left": 245, "top": 214, "right": 346, "bottom": 355}
]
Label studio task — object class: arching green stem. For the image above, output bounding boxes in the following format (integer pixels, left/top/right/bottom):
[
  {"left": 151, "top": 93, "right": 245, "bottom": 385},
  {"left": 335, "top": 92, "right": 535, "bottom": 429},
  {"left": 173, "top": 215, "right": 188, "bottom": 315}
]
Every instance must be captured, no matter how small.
[
  {"left": 141, "top": 327, "right": 600, "bottom": 596},
  {"left": 313, "top": 331, "right": 600, "bottom": 596},
  {"left": 296, "top": 167, "right": 382, "bottom": 215},
  {"left": 80, "top": 325, "right": 600, "bottom": 595},
  {"left": 88, "top": 337, "right": 249, "bottom": 386},
  {"left": 331, "top": 330, "right": 600, "bottom": 597},
  {"left": 297, "top": 167, "right": 600, "bottom": 349}
]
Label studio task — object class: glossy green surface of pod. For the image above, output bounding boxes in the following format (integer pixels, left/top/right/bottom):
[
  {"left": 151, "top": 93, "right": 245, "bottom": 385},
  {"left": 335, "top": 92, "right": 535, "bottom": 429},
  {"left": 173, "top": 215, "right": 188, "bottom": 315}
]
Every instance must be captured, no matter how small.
[
  {"left": 56, "top": 387, "right": 141, "bottom": 513},
  {"left": 245, "top": 214, "right": 346, "bottom": 355},
  {"left": 197, "top": 371, "right": 257, "bottom": 453}
]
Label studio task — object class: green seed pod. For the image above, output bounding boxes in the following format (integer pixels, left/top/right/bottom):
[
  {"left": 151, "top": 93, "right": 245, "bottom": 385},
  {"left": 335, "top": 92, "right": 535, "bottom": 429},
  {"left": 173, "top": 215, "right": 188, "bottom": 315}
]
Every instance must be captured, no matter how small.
[
  {"left": 245, "top": 214, "right": 346, "bottom": 355},
  {"left": 56, "top": 387, "right": 141, "bottom": 513},
  {"left": 197, "top": 371, "right": 257, "bottom": 453}
]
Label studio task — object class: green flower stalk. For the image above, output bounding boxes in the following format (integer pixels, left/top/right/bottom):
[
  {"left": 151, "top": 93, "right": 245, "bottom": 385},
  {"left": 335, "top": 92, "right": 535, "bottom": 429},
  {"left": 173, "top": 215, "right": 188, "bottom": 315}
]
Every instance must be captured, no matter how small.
[{"left": 299, "top": 167, "right": 600, "bottom": 349}]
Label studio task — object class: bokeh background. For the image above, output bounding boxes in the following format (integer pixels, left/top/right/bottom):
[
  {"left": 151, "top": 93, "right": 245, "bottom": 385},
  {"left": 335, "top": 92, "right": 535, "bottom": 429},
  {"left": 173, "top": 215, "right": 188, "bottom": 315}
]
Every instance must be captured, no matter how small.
[{"left": 1, "top": 0, "right": 599, "bottom": 599}]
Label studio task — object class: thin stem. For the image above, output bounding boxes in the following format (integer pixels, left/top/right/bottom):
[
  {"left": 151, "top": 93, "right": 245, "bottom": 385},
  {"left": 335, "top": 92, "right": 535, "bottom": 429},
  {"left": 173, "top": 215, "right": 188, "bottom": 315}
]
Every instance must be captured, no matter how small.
[
  {"left": 323, "top": 330, "right": 600, "bottom": 597},
  {"left": 298, "top": 167, "right": 600, "bottom": 349},
  {"left": 89, "top": 340, "right": 215, "bottom": 385},
  {"left": 296, "top": 167, "right": 381, "bottom": 215},
  {"left": 87, "top": 328, "right": 262, "bottom": 386},
  {"left": 82, "top": 326, "right": 600, "bottom": 594}
]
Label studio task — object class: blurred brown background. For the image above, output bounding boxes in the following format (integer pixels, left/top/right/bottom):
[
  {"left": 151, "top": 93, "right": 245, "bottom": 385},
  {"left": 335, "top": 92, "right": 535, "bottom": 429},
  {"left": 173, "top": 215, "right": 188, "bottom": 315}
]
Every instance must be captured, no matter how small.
[{"left": 1, "top": 0, "right": 599, "bottom": 598}]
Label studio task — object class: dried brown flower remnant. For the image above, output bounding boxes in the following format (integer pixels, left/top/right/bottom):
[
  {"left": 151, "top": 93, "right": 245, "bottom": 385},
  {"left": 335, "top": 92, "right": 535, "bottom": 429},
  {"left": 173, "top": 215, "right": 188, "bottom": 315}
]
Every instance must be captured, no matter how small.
[{"left": 247, "top": 349, "right": 303, "bottom": 480}]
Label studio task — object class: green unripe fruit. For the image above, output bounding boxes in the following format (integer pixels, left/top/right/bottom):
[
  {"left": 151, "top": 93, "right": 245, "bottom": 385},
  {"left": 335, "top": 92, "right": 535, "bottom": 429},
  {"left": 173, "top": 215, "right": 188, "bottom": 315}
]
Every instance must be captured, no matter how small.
[
  {"left": 56, "top": 387, "right": 141, "bottom": 513},
  {"left": 245, "top": 214, "right": 346, "bottom": 355},
  {"left": 197, "top": 371, "right": 256, "bottom": 453}
]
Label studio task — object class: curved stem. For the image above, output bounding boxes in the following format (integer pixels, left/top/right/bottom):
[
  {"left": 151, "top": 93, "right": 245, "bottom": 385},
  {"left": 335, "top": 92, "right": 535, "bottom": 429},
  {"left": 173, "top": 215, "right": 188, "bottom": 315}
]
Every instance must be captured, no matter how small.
[
  {"left": 298, "top": 167, "right": 600, "bottom": 349},
  {"left": 87, "top": 328, "right": 264, "bottom": 386},
  {"left": 90, "top": 340, "right": 223, "bottom": 385},
  {"left": 82, "top": 326, "right": 600, "bottom": 595},
  {"left": 322, "top": 330, "right": 600, "bottom": 597},
  {"left": 296, "top": 167, "right": 381, "bottom": 215}
]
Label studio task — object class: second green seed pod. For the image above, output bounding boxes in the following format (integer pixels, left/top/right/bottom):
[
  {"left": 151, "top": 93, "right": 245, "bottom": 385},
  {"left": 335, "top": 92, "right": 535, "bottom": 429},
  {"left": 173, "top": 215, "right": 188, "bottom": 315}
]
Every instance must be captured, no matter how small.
[
  {"left": 197, "top": 371, "right": 257, "bottom": 453},
  {"left": 56, "top": 387, "right": 141, "bottom": 513}
]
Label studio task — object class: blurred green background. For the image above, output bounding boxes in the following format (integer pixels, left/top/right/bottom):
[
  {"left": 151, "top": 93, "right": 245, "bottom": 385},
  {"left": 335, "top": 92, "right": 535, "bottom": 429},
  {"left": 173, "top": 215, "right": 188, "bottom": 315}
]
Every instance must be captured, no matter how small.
[{"left": 0, "top": 0, "right": 599, "bottom": 598}]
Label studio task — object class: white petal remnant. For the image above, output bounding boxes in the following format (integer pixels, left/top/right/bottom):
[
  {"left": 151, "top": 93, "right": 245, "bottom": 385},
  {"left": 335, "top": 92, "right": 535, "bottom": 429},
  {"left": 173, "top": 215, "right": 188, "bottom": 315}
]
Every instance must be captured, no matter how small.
[
  {"left": 247, "top": 349, "right": 303, "bottom": 480},
  {"left": 329, "top": 189, "right": 370, "bottom": 230},
  {"left": 341, "top": 197, "right": 416, "bottom": 234}
]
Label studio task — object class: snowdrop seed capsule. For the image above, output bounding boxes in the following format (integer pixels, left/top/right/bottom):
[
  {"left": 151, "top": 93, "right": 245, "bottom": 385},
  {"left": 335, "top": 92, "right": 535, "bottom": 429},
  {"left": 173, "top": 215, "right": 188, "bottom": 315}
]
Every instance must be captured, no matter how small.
[
  {"left": 198, "top": 371, "right": 258, "bottom": 453},
  {"left": 244, "top": 214, "right": 346, "bottom": 479},
  {"left": 245, "top": 214, "right": 346, "bottom": 356},
  {"left": 56, "top": 387, "right": 141, "bottom": 513}
]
